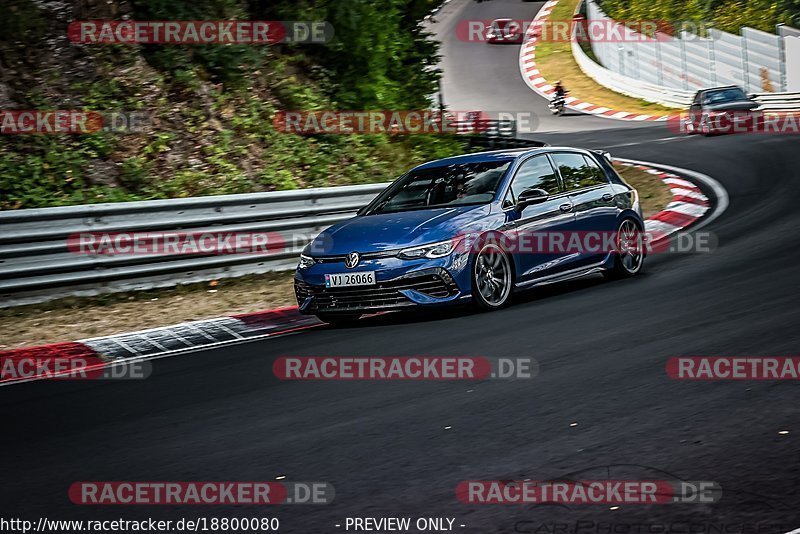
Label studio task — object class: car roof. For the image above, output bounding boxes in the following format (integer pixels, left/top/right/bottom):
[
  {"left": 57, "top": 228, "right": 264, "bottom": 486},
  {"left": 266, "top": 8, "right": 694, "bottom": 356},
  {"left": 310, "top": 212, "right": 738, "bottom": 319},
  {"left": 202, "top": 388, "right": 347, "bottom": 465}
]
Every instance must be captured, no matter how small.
[
  {"left": 699, "top": 85, "right": 744, "bottom": 94},
  {"left": 412, "top": 146, "right": 592, "bottom": 170}
]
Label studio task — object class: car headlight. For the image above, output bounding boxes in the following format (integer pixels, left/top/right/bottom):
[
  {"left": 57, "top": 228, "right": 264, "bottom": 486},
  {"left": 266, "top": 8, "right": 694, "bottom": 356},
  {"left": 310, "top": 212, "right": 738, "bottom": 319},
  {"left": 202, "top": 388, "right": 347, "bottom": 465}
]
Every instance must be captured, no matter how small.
[
  {"left": 298, "top": 254, "right": 316, "bottom": 269},
  {"left": 398, "top": 239, "right": 457, "bottom": 260}
]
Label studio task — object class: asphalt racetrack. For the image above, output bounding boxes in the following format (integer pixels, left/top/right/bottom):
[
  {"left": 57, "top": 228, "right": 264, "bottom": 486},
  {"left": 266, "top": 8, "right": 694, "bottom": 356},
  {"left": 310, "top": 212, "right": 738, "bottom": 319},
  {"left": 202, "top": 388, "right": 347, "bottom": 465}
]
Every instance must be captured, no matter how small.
[{"left": 2, "top": 0, "right": 800, "bottom": 531}]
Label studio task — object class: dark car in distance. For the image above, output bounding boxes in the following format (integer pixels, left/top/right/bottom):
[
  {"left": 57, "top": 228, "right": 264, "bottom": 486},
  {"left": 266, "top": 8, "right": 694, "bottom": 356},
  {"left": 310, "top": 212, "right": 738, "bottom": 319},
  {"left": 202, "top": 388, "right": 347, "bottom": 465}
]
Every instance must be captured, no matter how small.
[
  {"left": 684, "top": 86, "right": 762, "bottom": 135},
  {"left": 486, "top": 18, "right": 523, "bottom": 44}
]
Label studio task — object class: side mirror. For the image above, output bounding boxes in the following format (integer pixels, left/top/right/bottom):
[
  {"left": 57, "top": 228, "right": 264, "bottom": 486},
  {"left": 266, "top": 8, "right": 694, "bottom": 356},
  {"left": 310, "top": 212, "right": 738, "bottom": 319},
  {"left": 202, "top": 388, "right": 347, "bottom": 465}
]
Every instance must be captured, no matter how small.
[{"left": 516, "top": 188, "right": 549, "bottom": 209}]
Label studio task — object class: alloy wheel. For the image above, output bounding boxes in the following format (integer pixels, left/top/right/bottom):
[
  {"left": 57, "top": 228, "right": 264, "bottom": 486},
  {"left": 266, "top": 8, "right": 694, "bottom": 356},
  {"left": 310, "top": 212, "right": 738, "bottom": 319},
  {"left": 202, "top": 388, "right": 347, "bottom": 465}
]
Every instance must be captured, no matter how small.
[
  {"left": 616, "top": 219, "right": 644, "bottom": 274},
  {"left": 473, "top": 244, "right": 512, "bottom": 308}
]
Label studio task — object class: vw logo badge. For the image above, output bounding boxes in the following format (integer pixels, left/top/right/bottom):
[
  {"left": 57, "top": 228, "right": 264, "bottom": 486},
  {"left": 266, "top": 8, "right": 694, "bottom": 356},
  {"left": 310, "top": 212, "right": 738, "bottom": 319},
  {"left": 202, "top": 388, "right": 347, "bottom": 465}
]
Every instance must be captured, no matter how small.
[{"left": 345, "top": 252, "right": 360, "bottom": 269}]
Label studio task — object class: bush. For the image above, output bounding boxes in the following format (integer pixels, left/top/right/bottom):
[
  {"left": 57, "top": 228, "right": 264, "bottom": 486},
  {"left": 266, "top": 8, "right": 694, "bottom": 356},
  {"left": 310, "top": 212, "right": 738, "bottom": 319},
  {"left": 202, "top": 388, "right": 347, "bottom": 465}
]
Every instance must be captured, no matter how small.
[
  {"left": 599, "top": 0, "right": 798, "bottom": 33},
  {"left": 0, "top": 0, "right": 473, "bottom": 210}
]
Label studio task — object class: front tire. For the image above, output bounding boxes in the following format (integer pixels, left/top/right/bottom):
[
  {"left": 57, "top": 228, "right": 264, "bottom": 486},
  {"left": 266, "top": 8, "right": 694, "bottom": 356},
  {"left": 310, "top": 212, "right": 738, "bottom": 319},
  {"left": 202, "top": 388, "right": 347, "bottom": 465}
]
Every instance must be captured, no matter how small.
[
  {"left": 604, "top": 219, "right": 645, "bottom": 280},
  {"left": 315, "top": 313, "right": 361, "bottom": 326},
  {"left": 471, "top": 243, "right": 513, "bottom": 310}
]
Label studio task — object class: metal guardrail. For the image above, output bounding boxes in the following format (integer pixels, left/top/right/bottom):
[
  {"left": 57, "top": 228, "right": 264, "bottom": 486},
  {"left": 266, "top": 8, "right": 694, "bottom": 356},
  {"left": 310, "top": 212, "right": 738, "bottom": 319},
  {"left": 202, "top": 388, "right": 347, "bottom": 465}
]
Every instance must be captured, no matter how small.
[
  {"left": 585, "top": 0, "right": 791, "bottom": 95},
  {"left": 572, "top": 0, "right": 800, "bottom": 111},
  {"left": 0, "top": 134, "right": 547, "bottom": 307},
  {"left": 0, "top": 184, "right": 387, "bottom": 307},
  {"left": 451, "top": 118, "right": 517, "bottom": 137},
  {"left": 751, "top": 92, "right": 800, "bottom": 111}
]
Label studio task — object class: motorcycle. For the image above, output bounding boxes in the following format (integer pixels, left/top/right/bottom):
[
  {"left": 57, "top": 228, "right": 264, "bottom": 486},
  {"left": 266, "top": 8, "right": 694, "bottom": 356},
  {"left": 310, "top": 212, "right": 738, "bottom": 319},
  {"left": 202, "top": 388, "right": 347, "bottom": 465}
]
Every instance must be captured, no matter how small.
[{"left": 549, "top": 94, "right": 566, "bottom": 116}]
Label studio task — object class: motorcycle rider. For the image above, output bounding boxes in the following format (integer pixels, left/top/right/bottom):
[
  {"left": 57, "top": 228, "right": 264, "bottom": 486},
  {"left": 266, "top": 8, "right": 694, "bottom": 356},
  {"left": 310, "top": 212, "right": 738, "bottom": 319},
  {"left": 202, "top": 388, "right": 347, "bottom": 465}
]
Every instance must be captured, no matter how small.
[
  {"left": 550, "top": 80, "right": 568, "bottom": 115},
  {"left": 553, "top": 80, "right": 567, "bottom": 100}
]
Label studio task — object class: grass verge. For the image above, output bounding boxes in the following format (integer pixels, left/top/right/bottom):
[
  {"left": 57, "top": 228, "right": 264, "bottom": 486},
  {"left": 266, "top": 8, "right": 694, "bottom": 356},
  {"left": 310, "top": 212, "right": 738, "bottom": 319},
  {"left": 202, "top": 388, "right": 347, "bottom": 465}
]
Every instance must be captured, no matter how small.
[
  {"left": 0, "top": 163, "right": 674, "bottom": 349},
  {"left": 532, "top": 0, "right": 676, "bottom": 116},
  {"left": 0, "top": 274, "right": 297, "bottom": 351},
  {"left": 616, "top": 163, "right": 674, "bottom": 219}
]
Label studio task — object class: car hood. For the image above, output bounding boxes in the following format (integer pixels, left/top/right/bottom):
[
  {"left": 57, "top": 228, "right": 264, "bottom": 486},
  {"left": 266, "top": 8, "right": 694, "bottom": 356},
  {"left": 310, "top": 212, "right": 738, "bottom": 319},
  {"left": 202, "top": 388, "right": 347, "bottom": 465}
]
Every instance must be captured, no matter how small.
[
  {"left": 309, "top": 205, "right": 494, "bottom": 255},
  {"left": 705, "top": 100, "right": 758, "bottom": 112}
]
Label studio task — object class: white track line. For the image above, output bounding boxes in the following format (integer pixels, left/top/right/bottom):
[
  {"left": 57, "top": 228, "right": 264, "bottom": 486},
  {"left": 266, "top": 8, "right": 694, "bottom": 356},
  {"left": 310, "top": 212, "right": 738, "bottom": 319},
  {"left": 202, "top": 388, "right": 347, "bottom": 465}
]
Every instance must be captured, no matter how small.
[{"left": 616, "top": 158, "right": 729, "bottom": 232}]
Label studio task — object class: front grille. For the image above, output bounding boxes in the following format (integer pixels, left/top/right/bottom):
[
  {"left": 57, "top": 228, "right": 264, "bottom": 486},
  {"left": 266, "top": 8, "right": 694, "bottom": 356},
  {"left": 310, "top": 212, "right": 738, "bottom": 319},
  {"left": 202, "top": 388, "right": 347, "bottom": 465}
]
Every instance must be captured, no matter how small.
[
  {"left": 295, "top": 271, "right": 459, "bottom": 312},
  {"left": 313, "top": 250, "right": 398, "bottom": 264}
]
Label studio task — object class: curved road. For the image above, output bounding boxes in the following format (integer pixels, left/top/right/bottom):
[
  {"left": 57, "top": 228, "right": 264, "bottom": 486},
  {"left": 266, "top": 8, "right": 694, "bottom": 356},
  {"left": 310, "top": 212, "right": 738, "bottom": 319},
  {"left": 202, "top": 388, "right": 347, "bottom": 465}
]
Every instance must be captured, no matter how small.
[
  {"left": 429, "top": 0, "right": 648, "bottom": 132},
  {"left": 3, "top": 1, "right": 800, "bottom": 532}
]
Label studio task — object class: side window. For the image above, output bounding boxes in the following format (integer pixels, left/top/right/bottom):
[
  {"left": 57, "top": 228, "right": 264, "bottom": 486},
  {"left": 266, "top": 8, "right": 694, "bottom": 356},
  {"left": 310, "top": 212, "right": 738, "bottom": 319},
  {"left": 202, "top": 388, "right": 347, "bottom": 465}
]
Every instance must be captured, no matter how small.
[
  {"left": 582, "top": 155, "right": 609, "bottom": 185},
  {"left": 504, "top": 155, "right": 560, "bottom": 207},
  {"left": 550, "top": 152, "right": 605, "bottom": 191}
]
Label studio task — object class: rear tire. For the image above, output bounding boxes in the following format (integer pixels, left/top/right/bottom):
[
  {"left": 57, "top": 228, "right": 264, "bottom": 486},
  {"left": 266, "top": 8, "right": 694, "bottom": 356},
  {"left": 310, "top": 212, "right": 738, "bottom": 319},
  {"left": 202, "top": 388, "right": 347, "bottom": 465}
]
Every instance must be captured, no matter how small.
[
  {"left": 604, "top": 219, "right": 645, "bottom": 280},
  {"left": 315, "top": 313, "right": 361, "bottom": 326}
]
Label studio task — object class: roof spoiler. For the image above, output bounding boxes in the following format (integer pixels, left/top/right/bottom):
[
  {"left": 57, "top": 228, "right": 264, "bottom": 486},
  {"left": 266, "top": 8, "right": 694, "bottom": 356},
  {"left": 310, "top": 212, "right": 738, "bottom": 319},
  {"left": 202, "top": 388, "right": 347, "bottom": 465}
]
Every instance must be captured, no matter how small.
[{"left": 591, "top": 149, "right": 612, "bottom": 163}]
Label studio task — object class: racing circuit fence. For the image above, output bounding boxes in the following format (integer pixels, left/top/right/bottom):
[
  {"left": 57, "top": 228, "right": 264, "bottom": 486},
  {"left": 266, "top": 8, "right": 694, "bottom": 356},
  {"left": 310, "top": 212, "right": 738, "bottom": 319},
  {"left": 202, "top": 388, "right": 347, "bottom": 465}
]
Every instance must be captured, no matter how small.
[
  {"left": 576, "top": 0, "right": 800, "bottom": 109},
  {"left": 572, "top": 36, "right": 800, "bottom": 109},
  {"left": 0, "top": 128, "right": 544, "bottom": 307}
]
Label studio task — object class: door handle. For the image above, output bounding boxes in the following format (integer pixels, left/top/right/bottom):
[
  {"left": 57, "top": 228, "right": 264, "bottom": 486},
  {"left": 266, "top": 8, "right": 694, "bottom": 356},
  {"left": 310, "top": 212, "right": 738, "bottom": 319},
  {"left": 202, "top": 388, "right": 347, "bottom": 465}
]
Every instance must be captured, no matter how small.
[
  {"left": 559, "top": 203, "right": 573, "bottom": 213},
  {"left": 602, "top": 193, "right": 614, "bottom": 202}
]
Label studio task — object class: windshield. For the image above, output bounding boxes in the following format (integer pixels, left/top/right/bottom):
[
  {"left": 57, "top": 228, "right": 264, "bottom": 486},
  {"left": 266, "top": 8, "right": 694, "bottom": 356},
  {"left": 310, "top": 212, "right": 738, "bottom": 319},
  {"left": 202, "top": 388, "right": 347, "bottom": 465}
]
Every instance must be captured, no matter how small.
[
  {"left": 366, "top": 160, "right": 512, "bottom": 215},
  {"left": 703, "top": 88, "right": 748, "bottom": 105}
]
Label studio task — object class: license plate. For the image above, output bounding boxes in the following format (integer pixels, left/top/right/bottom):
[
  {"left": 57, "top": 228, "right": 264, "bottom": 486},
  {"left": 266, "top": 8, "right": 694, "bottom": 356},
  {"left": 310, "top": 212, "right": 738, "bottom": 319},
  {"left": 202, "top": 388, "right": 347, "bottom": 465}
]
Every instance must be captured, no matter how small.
[{"left": 325, "top": 272, "right": 376, "bottom": 288}]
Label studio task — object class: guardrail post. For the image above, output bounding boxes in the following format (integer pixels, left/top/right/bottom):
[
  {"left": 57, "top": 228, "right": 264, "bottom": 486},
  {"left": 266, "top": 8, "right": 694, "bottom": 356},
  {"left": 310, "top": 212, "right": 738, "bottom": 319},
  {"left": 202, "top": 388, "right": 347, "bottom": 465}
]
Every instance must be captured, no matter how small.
[
  {"left": 680, "top": 38, "right": 689, "bottom": 90},
  {"left": 655, "top": 39, "right": 663, "bottom": 86},
  {"left": 708, "top": 24, "right": 718, "bottom": 86},
  {"left": 741, "top": 28, "right": 751, "bottom": 92},
  {"left": 778, "top": 24, "right": 788, "bottom": 92}
]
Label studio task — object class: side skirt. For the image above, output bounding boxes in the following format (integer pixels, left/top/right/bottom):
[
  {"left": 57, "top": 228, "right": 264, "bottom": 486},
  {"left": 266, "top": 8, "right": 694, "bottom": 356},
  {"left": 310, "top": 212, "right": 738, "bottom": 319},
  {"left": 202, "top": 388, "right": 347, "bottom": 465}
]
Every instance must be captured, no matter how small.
[{"left": 514, "top": 261, "right": 607, "bottom": 290}]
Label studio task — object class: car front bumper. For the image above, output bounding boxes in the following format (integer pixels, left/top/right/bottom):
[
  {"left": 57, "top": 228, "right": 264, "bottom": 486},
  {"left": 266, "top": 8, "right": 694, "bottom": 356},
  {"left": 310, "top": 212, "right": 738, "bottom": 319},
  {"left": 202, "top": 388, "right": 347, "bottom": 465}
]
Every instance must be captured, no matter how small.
[{"left": 294, "top": 254, "right": 473, "bottom": 315}]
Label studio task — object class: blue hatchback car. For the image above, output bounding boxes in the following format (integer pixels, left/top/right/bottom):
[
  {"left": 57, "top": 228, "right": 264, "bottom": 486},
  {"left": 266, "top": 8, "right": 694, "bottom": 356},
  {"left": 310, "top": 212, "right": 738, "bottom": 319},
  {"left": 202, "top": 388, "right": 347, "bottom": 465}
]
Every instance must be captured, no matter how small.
[{"left": 294, "top": 147, "right": 645, "bottom": 324}]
